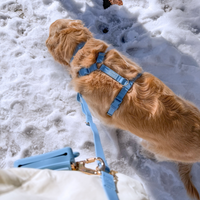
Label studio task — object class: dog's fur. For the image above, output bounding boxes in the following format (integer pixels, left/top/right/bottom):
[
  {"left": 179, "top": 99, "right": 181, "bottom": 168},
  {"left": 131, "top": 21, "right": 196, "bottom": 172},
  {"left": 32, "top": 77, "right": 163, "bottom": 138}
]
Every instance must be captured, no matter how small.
[{"left": 46, "top": 19, "right": 200, "bottom": 199}]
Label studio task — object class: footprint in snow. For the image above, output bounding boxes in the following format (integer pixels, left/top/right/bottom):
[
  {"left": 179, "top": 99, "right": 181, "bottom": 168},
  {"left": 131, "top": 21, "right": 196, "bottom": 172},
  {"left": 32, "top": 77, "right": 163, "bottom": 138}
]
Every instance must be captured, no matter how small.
[
  {"left": 23, "top": 125, "right": 39, "bottom": 138},
  {"left": 0, "top": 14, "right": 10, "bottom": 27}
]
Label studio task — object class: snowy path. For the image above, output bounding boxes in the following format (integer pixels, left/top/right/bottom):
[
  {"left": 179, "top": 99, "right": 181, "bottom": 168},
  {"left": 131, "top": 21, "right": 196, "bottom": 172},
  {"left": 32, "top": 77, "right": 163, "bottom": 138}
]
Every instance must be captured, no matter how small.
[{"left": 0, "top": 0, "right": 200, "bottom": 199}]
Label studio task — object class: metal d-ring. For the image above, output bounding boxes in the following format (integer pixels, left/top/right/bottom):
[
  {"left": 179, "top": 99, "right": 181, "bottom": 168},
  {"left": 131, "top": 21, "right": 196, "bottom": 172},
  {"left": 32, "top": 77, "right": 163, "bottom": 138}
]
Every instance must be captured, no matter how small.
[{"left": 123, "top": 79, "right": 129, "bottom": 86}]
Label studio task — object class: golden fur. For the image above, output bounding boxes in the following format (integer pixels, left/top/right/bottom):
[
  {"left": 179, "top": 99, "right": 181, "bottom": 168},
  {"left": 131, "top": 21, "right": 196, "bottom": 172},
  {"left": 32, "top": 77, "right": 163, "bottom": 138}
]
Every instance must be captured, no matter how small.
[{"left": 46, "top": 19, "right": 200, "bottom": 199}]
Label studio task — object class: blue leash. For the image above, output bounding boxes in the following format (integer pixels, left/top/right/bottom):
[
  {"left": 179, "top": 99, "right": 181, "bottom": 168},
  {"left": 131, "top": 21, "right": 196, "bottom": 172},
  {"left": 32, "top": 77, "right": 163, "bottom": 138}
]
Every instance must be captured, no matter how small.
[
  {"left": 77, "top": 93, "right": 110, "bottom": 173},
  {"left": 77, "top": 93, "right": 119, "bottom": 200}
]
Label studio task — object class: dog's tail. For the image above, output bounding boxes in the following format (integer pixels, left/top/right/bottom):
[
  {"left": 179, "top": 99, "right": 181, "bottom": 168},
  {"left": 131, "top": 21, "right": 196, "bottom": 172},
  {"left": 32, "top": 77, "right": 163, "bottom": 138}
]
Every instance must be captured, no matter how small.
[{"left": 178, "top": 163, "right": 200, "bottom": 200}]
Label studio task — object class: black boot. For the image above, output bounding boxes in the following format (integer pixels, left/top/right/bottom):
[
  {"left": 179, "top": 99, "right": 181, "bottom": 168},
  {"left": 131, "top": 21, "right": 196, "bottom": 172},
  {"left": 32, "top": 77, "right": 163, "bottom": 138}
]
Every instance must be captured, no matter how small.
[{"left": 103, "top": 0, "right": 111, "bottom": 9}]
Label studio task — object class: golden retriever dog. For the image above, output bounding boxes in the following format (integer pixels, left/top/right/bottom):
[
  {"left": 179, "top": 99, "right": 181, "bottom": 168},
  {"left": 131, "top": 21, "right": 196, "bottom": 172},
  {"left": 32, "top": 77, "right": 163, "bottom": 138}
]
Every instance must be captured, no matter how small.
[{"left": 46, "top": 19, "right": 200, "bottom": 199}]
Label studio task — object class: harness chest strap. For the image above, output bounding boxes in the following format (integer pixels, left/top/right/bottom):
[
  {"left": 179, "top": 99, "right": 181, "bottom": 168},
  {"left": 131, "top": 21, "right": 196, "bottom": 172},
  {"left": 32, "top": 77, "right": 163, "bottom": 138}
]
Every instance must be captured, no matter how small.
[
  {"left": 107, "top": 72, "right": 142, "bottom": 116},
  {"left": 71, "top": 42, "right": 143, "bottom": 116}
]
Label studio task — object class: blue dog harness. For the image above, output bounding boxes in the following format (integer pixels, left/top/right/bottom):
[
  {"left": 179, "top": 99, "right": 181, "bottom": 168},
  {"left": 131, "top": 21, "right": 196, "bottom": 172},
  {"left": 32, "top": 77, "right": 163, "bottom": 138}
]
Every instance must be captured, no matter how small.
[{"left": 71, "top": 42, "right": 143, "bottom": 116}]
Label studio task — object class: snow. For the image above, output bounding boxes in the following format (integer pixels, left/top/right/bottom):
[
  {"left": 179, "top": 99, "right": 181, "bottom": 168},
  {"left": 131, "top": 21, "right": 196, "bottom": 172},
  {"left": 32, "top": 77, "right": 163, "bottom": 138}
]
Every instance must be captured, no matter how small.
[{"left": 0, "top": 0, "right": 200, "bottom": 199}]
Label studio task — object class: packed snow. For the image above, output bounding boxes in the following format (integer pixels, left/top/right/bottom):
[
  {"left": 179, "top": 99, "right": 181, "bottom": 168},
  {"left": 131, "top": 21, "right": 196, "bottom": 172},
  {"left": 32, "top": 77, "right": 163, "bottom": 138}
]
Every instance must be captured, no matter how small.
[{"left": 0, "top": 0, "right": 200, "bottom": 199}]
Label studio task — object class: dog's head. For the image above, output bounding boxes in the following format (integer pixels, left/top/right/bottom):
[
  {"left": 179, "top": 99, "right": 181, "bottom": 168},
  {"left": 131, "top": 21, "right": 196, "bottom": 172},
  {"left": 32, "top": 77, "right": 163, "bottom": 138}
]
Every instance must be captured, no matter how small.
[{"left": 46, "top": 19, "right": 93, "bottom": 66}]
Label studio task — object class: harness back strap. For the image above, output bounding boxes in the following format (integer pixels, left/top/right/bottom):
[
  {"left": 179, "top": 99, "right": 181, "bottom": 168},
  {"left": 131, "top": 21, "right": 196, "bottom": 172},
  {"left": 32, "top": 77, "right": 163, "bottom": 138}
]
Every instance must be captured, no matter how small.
[{"left": 99, "top": 64, "right": 129, "bottom": 86}]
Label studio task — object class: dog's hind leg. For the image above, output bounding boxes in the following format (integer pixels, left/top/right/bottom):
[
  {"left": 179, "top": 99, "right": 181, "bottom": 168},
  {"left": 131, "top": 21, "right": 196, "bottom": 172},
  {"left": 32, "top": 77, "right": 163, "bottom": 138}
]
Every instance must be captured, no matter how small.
[{"left": 178, "top": 163, "right": 200, "bottom": 200}]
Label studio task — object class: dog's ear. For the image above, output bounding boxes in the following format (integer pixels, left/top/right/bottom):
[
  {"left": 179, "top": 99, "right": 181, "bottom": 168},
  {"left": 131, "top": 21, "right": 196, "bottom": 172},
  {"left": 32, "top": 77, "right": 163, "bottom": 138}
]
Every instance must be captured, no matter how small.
[
  {"left": 46, "top": 19, "right": 81, "bottom": 48},
  {"left": 46, "top": 31, "right": 70, "bottom": 66},
  {"left": 46, "top": 20, "right": 88, "bottom": 48}
]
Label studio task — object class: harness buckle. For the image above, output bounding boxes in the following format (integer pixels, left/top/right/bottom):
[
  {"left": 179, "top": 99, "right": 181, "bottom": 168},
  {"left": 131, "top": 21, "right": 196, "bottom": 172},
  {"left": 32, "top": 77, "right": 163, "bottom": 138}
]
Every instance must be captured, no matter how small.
[
  {"left": 71, "top": 157, "right": 106, "bottom": 175},
  {"left": 79, "top": 68, "right": 90, "bottom": 76},
  {"left": 115, "top": 96, "right": 122, "bottom": 103}
]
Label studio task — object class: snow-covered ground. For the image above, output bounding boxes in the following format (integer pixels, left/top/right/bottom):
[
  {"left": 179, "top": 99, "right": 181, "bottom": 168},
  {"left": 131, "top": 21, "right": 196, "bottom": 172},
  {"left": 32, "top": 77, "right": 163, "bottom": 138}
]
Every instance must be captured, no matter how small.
[{"left": 0, "top": 0, "right": 200, "bottom": 199}]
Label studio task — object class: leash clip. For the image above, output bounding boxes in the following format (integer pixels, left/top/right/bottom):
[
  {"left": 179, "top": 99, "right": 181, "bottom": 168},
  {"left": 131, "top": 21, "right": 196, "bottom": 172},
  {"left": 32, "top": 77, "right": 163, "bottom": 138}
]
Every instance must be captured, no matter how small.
[{"left": 71, "top": 157, "right": 105, "bottom": 175}]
